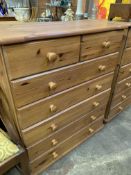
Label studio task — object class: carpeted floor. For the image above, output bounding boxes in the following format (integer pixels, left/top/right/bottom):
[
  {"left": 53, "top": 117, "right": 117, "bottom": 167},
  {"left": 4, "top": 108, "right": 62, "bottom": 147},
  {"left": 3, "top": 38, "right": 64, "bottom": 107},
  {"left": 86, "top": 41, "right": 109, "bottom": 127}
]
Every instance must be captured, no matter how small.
[{"left": 6, "top": 107, "right": 131, "bottom": 175}]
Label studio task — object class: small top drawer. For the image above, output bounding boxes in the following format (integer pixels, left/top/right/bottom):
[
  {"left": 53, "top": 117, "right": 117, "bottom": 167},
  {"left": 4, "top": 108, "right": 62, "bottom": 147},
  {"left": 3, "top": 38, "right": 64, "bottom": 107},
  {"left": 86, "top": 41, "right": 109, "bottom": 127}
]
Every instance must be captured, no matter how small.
[
  {"left": 81, "top": 30, "right": 124, "bottom": 61},
  {"left": 4, "top": 37, "right": 80, "bottom": 80}
]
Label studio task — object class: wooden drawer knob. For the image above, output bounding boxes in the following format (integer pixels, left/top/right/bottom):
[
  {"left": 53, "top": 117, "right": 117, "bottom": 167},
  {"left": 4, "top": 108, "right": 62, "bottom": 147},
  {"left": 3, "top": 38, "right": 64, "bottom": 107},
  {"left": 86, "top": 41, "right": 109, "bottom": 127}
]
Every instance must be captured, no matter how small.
[
  {"left": 51, "top": 139, "right": 58, "bottom": 146},
  {"left": 129, "top": 69, "right": 131, "bottom": 73},
  {"left": 126, "top": 83, "right": 131, "bottom": 88},
  {"left": 50, "top": 104, "right": 57, "bottom": 113},
  {"left": 96, "top": 85, "right": 102, "bottom": 90},
  {"left": 119, "top": 106, "right": 123, "bottom": 111},
  {"left": 98, "top": 65, "right": 106, "bottom": 71},
  {"left": 52, "top": 152, "right": 58, "bottom": 159},
  {"left": 89, "top": 128, "right": 94, "bottom": 134},
  {"left": 121, "top": 95, "right": 127, "bottom": 100},
  {"left": 50, "top": 123, "right": 58, "bottom": 131},
  {"left": 47, "top": 52, "right": 57, "bottom": 62},
  {"left": 102, "top": 41, "right": 111, "bottom": 48},
  {"left": 93, "top": 102, "right": 100, "bottom": 107},
  {"left": 48, "top": 82, "right": 57, "bottom": 90},
  {"left": 90, "top": 115, "right": 97, "bottom": 121}
]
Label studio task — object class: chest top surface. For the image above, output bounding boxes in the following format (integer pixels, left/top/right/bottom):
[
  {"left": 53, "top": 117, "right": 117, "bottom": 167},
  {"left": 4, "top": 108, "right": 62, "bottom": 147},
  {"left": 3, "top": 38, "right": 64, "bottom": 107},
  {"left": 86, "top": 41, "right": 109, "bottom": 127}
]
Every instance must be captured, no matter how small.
[{"left": 0, "top": 20, "right": 130, "bottom": 45}]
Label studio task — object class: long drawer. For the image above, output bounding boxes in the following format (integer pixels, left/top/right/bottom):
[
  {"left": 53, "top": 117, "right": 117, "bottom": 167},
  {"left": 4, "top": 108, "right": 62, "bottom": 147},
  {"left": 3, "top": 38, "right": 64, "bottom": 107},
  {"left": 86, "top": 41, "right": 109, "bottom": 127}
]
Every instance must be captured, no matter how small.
[
  {"left": 116, "top": 76, "right": 131, "bottom": 94},
  {"left": 18, "top": 73, "right": 113, "bottom": 129},
  {"left": 108, "top": 96, "right": 131, "bottom": 120},
  {"left": 121, "top": 48, "right": 131, "bottom": 66},
  {"left": 27, "top": 106, "right": 105, "bottom": 160},
  {"left": 22, "top": 89, "right": 110, "bottom": 147},
  {"left": 118, "top": 63, "right": 131, "bottom": 81},
  {"left": 112, "top": 87, "right": 131, "bottom": 108},
  {"left": 81, "top": 30, "right": 123, "bottom": 61},
  {"left": 11, "top": 53, "right": 118, "bottom": 107},
  {"left": 30, "top": 118, "right": 104, "bottom": 175},
  {"left": 4, "top": 37, "right": 80, "bottom": 80}
]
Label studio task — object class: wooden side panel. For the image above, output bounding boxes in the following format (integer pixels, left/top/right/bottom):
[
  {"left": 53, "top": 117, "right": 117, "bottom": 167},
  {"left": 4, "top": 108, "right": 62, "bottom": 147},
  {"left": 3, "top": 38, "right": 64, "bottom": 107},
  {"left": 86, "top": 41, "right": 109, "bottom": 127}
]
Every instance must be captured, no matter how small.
[{"left": 0, "top": 47, "right": 21, "bottom": 144}]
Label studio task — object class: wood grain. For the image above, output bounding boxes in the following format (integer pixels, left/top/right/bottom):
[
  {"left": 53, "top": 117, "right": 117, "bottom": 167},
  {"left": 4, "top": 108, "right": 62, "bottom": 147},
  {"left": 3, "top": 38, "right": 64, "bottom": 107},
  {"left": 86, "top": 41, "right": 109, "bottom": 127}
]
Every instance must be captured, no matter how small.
[
  {"left": 112, "top": 87, "right": 131, "bottom": 108},
  {"left": 108, "top": 95, "right": 131, "bottom": 121},
  {"left": 127, "top": 29, "right": 131, "bottom": 47},
  {"left": 118, "top": 63, "right": 131, "bottom": 81},
  {"left": 11, "top": 53, "right": 118, "bottom": 107},
  {"left": 22, "top": 90, "right": 110, "bottom": 147},
  {"left": 116, "top": 76, "right": 131, "bottom": 94},
  {"left": 0, "top": 20, "right": 129, "bottom": 45},
  {"left": 27, "top": 106, "right": 105, "bottom": 160},
  {"left": 122, "top": 47, "right": 131, "bottom": 66},
  {"left": 0, "top": 47, "right": 21, "bottom": 144},
  {"left": 29, "top": 118, "right": 104, "bottom": 175},
  {"left": 81, "top": 30, "right": 124, "bottom": 61},
  {"left": 18, "top": 73, "right": 113, "bottom": 129},
  {"left": 4, "top": 37, "right": 80, "bottom": 79}
]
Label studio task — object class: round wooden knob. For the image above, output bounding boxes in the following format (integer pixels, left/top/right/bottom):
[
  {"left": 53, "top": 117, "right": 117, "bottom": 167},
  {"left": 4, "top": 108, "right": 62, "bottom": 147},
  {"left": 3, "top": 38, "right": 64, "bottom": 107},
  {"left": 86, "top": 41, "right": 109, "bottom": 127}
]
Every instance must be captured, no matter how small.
[
  {"left": 52, "top": 152, "right": 58, "bottom": 159},
  {"left": 102, "top": 41, "right": 111, "bottom": 48},
  {"left": 89, "top": 128, "right": 94, "bottom": 134},
  {"left": 47, "top": 52, "right": 57, "bottom": 62},
  {"left": 90, "top": 115, "right": 97, "bottom": 121},
  {"left": 119, "top": 106, "right": 123, "bottom": 111},
  {"left": 129, "top": 69, "right": 131, "bottom": 73},
  {"left": 48, "top": 82, "right": 57, "bottom": 90},
  {"left": 51, "top": 139, "right": 58, "bottom": 146},
  {"left": 126, "top": 82, "right": 131, "bottom": 88},
  {"left": 121, "top": 95, "right": 127, "bottom": 100},
  {"left": 50, "top": 123, "right": 57, "bottom": 131},
  {"left": 95, "top": 85, "right": 102, "bottom": 90},
  {"left": 93, "top": 102, "right": 100, "bottom": 107},
  {"left": 98, "top": 65, "right": 106, "bottom": 71},
  {"left": 50, "top": 104, "right": 57, "bottom": 113}
]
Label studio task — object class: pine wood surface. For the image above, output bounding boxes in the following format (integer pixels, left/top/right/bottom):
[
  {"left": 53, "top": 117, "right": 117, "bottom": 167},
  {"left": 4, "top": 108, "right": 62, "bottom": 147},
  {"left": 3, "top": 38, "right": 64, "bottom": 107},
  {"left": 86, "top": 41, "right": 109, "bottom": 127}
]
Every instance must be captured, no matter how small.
[
  {"left": 0, "top": 20, "right": 130, "bottom": 45},
  {"left": 0, "top": 20, "right": 131, "bottom": 174}
]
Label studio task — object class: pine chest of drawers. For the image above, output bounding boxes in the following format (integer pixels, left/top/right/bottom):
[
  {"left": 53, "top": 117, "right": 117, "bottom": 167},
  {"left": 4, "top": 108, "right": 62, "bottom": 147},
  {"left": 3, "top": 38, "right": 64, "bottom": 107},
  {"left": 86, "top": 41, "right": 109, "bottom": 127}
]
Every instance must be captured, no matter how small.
[{"left": 0, "top": 20, "right": 130, "bottom": 175}]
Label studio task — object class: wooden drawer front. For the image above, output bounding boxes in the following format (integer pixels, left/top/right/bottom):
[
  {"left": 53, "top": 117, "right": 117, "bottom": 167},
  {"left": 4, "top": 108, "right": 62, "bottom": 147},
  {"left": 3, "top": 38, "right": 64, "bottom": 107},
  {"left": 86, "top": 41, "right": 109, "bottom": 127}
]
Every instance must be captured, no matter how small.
[
  {"left": 81, "top": 30, "right": 124, "bottom": 61},
  {"left": 116, "top": 76, "right": 131, "bottom": 94},
  {"left": 18, "top": 73, "right": 113, "bottom": 129},
  {"left": 4, "top": 37, "right": 80, "bottom": 80},
  {"left": 122, "top": 48, "right": 131, "bottom": 66},
  {"left": 30, "top": 118, "right": 104, "bottom": 174},
  {"left": 118, "top": 63, "right": 131, "bottom": 82},
  {"left": 112, "top": 87, "right": 131, "bottom": 108},
  {"left": 22, "top": 90, "right": 110, "bottom": 147},
  {"left": 127, "top": 29, "right": 131, "bottom": 47},
  {"left": 28, "top": 106, "right": 105, "bottom": 160},
  {"left": 11, "top": 53, "right": 117, "bottom": 107},
  {"left": 109, "top": 97, "right": 131, "bottom": 120}
]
